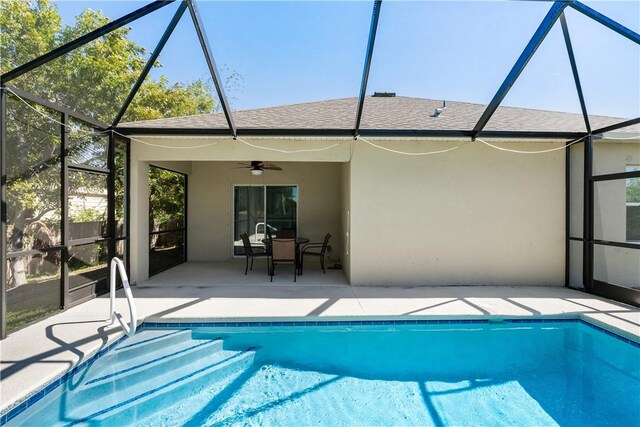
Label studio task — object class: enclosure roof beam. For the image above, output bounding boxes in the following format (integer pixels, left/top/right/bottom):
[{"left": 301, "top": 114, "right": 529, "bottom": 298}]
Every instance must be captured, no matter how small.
[
  {"left": 471, "top": 1, "right": 568, "bottom": 138},
  {"left": 3, "top": 85, "right": 109, "bottom": 129},
  {"left": 112, "top": 1, "right": 188, "bottom": 127},
  {"left": 0, "top": 0, "right": 175, "bottom": 85},
  {"left": 560, "top": 13, "right": 591, "bottom": 134},
  {"left": 354, "top": 0, "right": 383, "bottom": 138},
  {"left": 569, "top": 1, "right": 640, "bottom": 45},
  {"left": 114, "top": 126, "right": 585, "bottom": 140},
  {"left": 591, "top": 117, "right": 640, "bottom": 135},
  {"left": 187, "top": 0, "right": 237, "bottom": 138}
]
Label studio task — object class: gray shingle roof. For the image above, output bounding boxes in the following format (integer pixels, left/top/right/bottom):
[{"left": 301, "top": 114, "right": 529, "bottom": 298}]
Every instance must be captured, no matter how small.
[{"left": 119, "top": 96, "right": 636, "bottom": 133}]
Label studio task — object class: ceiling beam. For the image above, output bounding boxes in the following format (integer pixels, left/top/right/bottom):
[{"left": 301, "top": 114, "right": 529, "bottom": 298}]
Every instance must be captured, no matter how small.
[
  {"left": 112, "top": 1, "right": 188, "bottom": 127},
  {"left": 4, "top": 85, "right": 108, "bottom": 129},
  {"left": 471, "top": 1, "right": 568, "bottom": 138},
  {"left": 560, "top": 13, "right": 591, "bottom": 134},
  {"left": 591, "top": 117, "right": 640, "bottom": 135},
  {"left": 187, "top": 0, "right": 237, "bottom": 138},
  {"left": 569, "top": 1, "right": 640, "bottom": 45},
  {"left": 114, "top": 126, "right": 585, "bottom": 140},
  {"left": 354, "top": 0, "right": 383, "bottom": 138}
]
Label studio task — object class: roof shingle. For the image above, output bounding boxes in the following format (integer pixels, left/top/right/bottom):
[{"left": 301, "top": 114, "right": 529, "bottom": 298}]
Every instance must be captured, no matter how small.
[{"left": 119, "top": 96, "right": 636, "bottom": 133}]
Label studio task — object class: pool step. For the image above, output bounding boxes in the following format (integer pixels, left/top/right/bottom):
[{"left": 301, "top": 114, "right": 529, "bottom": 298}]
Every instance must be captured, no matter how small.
[
  {"left": 84, "top": 329, "right": 194, "bottom": 380},
  {"left": 76, "top": 339, "right": 226, "bottom": 406},
  {"left": 88, "top": 348, "right": 257, "bottom": 425},
  {"left": 13, "top": 332, "right": 257, "bottom": 426}
]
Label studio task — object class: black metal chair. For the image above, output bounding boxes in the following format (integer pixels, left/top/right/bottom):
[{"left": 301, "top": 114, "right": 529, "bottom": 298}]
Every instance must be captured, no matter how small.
[
  {"left": 269, "top": 238, "right": 297, "bottom": 282},
  {"left": 300, "top": 233, "right": 331, "bottom": 275},
  {"left": 240, "top": 233, "right": 269, "bottom": 275}
]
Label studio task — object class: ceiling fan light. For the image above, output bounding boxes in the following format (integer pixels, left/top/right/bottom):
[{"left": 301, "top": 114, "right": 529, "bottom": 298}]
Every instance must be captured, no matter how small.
[{"left": 251, "top": 168, "right": 263, "bottom": 176}]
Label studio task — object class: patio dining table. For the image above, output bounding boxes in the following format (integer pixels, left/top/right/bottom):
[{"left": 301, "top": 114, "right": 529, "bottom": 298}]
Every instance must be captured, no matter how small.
[{"left": 262, "top": 237, "right": 310, "bottom": 251}]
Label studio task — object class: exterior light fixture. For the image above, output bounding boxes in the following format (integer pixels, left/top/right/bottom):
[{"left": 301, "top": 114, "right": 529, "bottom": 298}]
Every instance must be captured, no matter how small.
[{"left": 251, "top": 168, "right": 263, "bottom": 176}]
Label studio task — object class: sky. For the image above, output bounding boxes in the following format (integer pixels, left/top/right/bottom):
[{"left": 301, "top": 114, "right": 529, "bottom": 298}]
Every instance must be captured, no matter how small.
[{"left": 53, "top": 0, "right": 640, "bottom": 119}]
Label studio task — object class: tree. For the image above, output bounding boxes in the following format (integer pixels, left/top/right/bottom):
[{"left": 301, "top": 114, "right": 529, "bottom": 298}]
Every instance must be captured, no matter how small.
[
  {"left": 628, "top": 177, "right": 640, "bottom": 204},
  {"left": 1, "top": 0, "right": 226, "bottom": 287}
]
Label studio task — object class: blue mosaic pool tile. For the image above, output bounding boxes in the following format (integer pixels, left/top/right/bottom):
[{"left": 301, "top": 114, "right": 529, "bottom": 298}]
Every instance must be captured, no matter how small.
[
  {"left": 5, "top": 403, "right": 26, "bottom": 422},
  {"left": 26, "top": 390, "right": 45, "bottom": 407},
  {"left": 0, "top": 333, "right": 130, "bottom": 426},
  {"left": 44, "top": 380, "right": 60, "bottom": 395},
  {"left": 141, "top": 318, "right": 639, "bottom": 346},
  {"left": 579, "top": 322, "right": 640, "bottom": 347}
]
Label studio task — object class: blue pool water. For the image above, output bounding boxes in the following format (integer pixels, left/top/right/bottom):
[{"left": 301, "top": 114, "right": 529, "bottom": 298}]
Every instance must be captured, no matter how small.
[{"left": 6, "top": 320, "right": 640, "bottom": 426}]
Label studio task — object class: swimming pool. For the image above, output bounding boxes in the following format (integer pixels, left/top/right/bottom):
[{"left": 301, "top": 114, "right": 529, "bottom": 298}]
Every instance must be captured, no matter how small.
[{"left": 4, "top": 319, "right": 639, "bottom": 426}]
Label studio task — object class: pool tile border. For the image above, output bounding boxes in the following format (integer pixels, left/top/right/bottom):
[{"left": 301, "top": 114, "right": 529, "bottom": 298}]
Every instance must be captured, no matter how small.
[
  {"left": 2, "top": 334, "right": 129, "bottom": 425},
  {"left": 2, "top": 316, "right": 638, "bottom": 425}
]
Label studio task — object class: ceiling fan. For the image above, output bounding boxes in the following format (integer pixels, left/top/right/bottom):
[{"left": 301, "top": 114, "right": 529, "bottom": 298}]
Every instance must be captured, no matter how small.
[{"left": 235, "top": 161, "right": 282, "bottom": 176}]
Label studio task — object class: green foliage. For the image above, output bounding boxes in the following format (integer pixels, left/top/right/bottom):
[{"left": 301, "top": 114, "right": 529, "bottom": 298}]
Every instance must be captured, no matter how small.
[
  {"left": 149, "top": 167, "right": 185, "bottom": 230},
  {"left": 628, "top": 178, "right": 640, "bottom": 203},
  {"left": 1, "top": 0, "right": 219, "bottom": 259},
  {"left": 6, "top": 306, "right": 59, "bottom": 332},
  {"left": 0, "top": 0, "right": 219, "bottom": 123},
  {"left": 0, "top": 0, "right": 61, "bottom": 73},
  {"left": 70, "top": 207, "right": 106, "bottom": 223}
]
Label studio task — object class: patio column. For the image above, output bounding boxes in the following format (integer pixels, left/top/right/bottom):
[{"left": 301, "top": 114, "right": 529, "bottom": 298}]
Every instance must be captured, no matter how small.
[{"left": 583, "top": 135, "right": 593, "bottom": 291}]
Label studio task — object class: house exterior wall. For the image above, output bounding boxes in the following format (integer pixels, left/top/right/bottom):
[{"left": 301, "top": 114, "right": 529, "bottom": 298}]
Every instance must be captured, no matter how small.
[
  {"left": 340, "top": 162, "right": 351, "bottom": 282},
  {"left": 129, "top": 135, "right": 637, "bottom": 288},
  {"left": 348, "top": 139, "right": 566, "bottom": 286}
]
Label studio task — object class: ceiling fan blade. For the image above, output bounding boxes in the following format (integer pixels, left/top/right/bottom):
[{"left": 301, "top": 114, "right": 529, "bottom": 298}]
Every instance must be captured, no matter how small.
[
  {"left": 231, "top": 166, "right": 251, "bottom": 169},
  {"left": 262, "top": 165, "right": 282, "bottom": 171},
  {"left": 260, "top": 162, "right": 280, "bottom": 169}
]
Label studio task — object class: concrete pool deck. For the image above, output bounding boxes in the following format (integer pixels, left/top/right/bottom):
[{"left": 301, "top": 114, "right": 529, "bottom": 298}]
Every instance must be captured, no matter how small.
[{"left": 1, "top": 261, "right": 639, "bottom": 414}]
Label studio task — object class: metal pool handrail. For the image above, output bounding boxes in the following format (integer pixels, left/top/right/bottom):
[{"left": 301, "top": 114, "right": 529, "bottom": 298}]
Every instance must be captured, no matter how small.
[{"left": 109, "top": 257, "right": 138, "bottom": 337}]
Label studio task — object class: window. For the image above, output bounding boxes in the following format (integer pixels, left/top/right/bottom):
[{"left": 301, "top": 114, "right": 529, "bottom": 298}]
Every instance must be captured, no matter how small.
[
  {"left": 627, "top": 165, "right": 640, "bottom": 243},
  {"left": 233, "top": 185, "right": 298, "bottom": 256}
]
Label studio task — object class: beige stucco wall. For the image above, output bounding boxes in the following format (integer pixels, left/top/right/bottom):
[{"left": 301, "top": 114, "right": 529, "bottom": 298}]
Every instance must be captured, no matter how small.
[
  {"left": 348, "top": 139, "right": 566, "bottom": 286},
  {"left": 128, "top": 135, "right": 637, "bottom": 288},
  {"left": 188, "top": 161, "right": 343, "bottom": 262},
  {"left": 340, "top": 162, "right": 351, "bottom": 282}
]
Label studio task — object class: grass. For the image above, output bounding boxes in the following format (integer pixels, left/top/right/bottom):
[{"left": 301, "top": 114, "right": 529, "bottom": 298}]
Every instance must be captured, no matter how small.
[{"left": 6, "top": 306, "right": 60, "bottom": 332}]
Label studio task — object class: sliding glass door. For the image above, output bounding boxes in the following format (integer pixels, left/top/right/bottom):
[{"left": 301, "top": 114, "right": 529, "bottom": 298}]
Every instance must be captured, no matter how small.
[{"left": 233, "top": 185, "right": 298, "bottom": 256}]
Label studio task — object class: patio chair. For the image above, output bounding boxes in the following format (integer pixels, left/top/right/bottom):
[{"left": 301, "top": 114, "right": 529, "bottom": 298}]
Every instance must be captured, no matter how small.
[
  {"left": 269, "top": 238, "right": 297, "bottom": 282},
  {"left": 240, "top": 233, "right": 269, "bottom": 275},
  {"left": 300, "top": 233, "right": 331, "bottom": 275}
]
